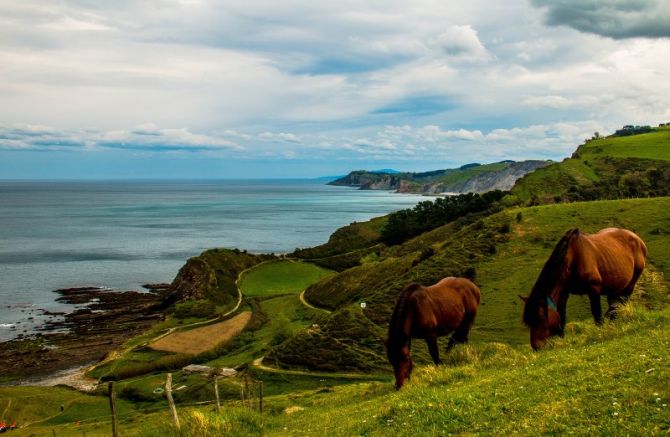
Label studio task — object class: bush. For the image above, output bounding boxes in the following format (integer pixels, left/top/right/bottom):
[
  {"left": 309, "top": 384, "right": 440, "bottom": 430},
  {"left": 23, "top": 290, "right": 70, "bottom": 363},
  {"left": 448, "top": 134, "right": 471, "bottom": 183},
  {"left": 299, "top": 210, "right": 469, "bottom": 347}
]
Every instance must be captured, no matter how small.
[
  {"left": 174, "top": 300, "right": 216, "bottom": 319},
  {"left": 119, "top": 385, "right": 155, "bottom": 403}
]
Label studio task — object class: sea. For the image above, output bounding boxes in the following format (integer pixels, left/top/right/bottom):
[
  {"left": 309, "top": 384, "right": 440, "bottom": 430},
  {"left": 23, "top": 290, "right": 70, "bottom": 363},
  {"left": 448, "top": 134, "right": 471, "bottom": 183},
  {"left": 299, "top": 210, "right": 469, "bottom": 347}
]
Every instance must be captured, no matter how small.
[{"left": 0, "top": 179, "right": 426, "bottom": 340}]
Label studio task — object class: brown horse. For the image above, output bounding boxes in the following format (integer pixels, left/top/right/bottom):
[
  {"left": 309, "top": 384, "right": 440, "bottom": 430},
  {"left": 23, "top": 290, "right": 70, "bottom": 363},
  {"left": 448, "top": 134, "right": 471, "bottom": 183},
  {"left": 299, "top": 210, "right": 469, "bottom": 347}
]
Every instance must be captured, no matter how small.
[
  {"left": 386, "top": 277, "right": 480, "bottom": 389},
  {"left": 521, "top": 227, "right": 647, "bottom": 350}
]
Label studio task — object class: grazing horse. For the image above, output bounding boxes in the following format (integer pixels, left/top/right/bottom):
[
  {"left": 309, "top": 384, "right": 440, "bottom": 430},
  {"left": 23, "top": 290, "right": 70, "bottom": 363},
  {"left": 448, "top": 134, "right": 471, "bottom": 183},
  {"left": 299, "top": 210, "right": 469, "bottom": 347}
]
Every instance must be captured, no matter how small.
[
  {"left": 521, "top": 227, "right": 647, "bottom": 350},
  {"left": 386, "top": 277, "right": 480, "bottom": 389}
]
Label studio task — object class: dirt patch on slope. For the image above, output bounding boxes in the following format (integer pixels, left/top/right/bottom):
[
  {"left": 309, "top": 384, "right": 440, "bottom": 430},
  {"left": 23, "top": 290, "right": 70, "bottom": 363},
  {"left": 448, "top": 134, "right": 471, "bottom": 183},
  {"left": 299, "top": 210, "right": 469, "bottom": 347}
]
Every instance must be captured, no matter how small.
[{"left": 150, "top": 311, "right": 252, "bottom": 354}]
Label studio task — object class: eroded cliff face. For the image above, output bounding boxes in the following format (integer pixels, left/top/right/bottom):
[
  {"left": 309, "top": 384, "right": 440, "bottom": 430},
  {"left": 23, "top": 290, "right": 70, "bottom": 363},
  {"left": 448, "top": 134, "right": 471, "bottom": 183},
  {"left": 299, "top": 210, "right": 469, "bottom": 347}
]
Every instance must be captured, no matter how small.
[
  {"left": 169, "top": 258, "right": 218, "bottom": 303},
  {"left": 396, "top": 161, "right": 551, "bottom": 194},
  {"left": 330, "top": 160, "right": 550, "bottom": 194},
  {"left": 164, "top": 248, "right": 271, "bottom": 308}
]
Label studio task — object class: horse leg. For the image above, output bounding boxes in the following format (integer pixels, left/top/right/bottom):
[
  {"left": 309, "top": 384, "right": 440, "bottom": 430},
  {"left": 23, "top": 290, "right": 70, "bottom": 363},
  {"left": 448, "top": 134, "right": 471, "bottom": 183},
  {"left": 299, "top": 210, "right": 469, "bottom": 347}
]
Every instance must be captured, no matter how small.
[
  {"left": 607, "top": 267, "right": 643, "bottom": 319},
  {"left": 447, "top": 314, "right": 474, "bottom": 353},
  {"left": 557, "top": 293, "right": 569, "bottom": 337},
  {"left": 589, "top": 293, "right": 603, "bottom": 326},
  {"left": 606, "top": 295, "right": 628, "bottom": 320},
  {"left": 425, "top": 335, "right": 442, "bottom": 365}
]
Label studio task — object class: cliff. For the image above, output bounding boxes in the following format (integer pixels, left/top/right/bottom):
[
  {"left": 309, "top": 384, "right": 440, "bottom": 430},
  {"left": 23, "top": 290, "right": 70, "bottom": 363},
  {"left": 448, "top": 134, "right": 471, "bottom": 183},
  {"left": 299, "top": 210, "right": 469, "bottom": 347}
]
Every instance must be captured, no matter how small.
[{"left": 329, "top": 160, "right": 551, "bottom": 194}]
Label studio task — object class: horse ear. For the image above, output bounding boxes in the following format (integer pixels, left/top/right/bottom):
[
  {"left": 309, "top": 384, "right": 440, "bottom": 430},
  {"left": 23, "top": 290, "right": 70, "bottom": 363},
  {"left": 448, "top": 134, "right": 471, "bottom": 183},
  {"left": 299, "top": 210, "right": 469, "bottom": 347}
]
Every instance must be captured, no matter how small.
[{"left": 518, "top": 294, "right": 529, "bottom": 303}]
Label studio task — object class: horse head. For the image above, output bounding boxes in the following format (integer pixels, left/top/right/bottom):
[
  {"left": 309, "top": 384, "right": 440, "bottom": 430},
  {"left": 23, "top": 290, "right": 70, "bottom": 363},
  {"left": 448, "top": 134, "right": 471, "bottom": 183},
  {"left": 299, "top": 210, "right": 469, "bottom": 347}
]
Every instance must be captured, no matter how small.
[
  {"left": 386, "top": 341, "right": 413, "bottom": 389},
  {"left": 521, "top": 295, "right": 562, "bottom": 350}
]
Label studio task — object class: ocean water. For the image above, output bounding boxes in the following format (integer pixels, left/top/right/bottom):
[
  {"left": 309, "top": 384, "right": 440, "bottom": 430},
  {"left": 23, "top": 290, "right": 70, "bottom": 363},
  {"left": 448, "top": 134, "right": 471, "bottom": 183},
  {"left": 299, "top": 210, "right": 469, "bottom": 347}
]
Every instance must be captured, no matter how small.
[{"left": 0, "top": 180, "right": 426, "bottom": 340}]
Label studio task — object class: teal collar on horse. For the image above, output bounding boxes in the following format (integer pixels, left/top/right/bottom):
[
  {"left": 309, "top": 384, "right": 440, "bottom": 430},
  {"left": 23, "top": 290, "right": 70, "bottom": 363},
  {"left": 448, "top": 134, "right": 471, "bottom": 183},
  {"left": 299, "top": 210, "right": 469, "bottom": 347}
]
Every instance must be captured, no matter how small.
[{"left": 547, "top": 296, "right": 558, "bottom": 311}]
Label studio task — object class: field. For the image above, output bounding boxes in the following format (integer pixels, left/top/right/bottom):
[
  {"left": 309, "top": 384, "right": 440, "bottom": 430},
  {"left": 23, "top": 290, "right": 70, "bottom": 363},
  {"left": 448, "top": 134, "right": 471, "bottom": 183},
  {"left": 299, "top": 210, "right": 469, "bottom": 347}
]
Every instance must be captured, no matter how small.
[
  {"left": 579, "top": 127, "right": 670, "bottom": 161},
  {"left": 7, "top": 297, "right": 668, "bottom": 436},
  {"left": 238, "top": 260, "right": 335, "bottom": 296},
  {"left": 123, "top": 299, "right": 669, "bottom": 436},
  {"left": 150, "top": 311, "right": 252, "bottom": 354},
  {"left": 472, "top": 197, "right": 670, "bottom": 345}
]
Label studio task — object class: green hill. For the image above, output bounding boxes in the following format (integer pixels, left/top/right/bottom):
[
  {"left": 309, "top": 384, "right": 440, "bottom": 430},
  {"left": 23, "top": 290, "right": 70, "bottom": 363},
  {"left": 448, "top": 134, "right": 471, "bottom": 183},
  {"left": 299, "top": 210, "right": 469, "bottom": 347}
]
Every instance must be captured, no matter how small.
[
  {"left": 510, "top": 126, "right": 670, "bottom": 204},
  {"left": 267, "top": 126, "right": 670, "bottom": 372},
  {"left": 268, "top": 197, "right": 670, "bottom": 371}
]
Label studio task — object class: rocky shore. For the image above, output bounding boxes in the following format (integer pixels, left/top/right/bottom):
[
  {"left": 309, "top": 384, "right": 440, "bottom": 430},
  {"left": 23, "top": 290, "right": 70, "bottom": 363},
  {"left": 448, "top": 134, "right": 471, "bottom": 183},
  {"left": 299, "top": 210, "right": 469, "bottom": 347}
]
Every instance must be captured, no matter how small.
[{"left": 0, "top": 285, "right": 169, "bottom": 384}]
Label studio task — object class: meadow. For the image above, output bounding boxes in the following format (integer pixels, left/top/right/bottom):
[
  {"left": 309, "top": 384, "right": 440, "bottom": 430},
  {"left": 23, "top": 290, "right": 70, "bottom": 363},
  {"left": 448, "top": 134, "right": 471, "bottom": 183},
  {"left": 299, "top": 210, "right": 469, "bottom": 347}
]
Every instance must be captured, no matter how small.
[{"left": 238, "top": 260, "right": 334, "bottom": 296}]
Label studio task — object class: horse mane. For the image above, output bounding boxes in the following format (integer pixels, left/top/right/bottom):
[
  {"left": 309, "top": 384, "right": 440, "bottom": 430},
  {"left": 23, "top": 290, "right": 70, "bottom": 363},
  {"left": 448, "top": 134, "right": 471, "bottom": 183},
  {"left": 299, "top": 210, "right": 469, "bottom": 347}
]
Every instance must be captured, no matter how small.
[
  {"left": 387, "top": 283, "right": 422, "bottom": 358},
  {"left": 523, "top": 228, "right": 579, "bottom": 327}
]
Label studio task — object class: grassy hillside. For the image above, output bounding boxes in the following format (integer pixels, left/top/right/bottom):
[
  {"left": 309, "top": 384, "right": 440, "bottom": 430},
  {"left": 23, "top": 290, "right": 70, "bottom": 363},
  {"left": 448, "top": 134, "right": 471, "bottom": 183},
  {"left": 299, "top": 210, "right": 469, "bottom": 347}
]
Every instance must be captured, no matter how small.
[
  {"left": 510, "top": 126, "right": 670, "bottom": 204},
  {"left": 127, "top": 298, "right": 669, "bottom": 436},
  {"left": 273, "top": 197, "right": 670, "bottom": 371},
  {"left": 291, "top": 217, "right": 386, "bottom": 270},
  {"left": 9, "top": 296, "right": 668, "bottom": 436},
  {"left": 578, "top": 125, "right": 670, "bottom": 161}
]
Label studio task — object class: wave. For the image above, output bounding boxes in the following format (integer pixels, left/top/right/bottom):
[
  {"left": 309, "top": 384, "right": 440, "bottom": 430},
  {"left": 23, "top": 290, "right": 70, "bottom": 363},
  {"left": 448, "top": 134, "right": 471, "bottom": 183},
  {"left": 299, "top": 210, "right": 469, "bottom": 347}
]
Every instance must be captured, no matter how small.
[
  {"left": 0, "top": 323, "right": 15, "bottom": 328},
  {"left": 0, "top": 251, "right": 147, "bottom": 264}
]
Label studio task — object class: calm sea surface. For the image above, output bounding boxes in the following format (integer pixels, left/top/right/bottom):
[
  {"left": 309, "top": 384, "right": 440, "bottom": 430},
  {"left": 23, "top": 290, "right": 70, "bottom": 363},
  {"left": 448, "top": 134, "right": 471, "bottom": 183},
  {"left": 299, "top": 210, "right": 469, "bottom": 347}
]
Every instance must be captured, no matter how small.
[{"left": 0, "top": 179, "right": 425, "bottom": 340}]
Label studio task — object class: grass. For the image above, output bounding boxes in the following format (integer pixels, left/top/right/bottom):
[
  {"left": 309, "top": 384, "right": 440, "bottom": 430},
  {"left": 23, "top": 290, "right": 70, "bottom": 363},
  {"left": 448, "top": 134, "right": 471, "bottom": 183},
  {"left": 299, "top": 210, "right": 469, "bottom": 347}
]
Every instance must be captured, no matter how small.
[
  {"left": 277, "top": 197, "right": 670, "bottom": 370},
  {"left": 205, "top": 294, "right": 323, "bottom": 368},
  {"left": 579, "top": 129, "right": 670, "bottom": 162},
  {"left": 132, "top": 299, "right": 670, "bottom": 436},
  {"left": 238, "top": 260, "right": 334, "bottom": 297},
  {"left": 12, "top": 298, "right": 669, "bottom": 436}
]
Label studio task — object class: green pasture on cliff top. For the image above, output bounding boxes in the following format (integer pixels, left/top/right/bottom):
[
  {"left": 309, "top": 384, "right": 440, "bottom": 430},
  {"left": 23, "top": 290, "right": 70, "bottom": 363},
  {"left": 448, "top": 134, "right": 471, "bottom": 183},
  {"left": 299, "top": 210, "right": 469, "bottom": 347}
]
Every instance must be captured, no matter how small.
[{"left": 238, "top": 260, "right": 335, "bottom": 296}]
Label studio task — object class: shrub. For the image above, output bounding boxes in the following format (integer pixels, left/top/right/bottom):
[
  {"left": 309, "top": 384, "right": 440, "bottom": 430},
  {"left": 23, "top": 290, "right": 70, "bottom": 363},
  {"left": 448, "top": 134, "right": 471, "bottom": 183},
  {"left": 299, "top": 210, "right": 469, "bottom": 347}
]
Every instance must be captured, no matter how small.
[{"left": 174, "top": 300, "right": 216, "bottom": 319}]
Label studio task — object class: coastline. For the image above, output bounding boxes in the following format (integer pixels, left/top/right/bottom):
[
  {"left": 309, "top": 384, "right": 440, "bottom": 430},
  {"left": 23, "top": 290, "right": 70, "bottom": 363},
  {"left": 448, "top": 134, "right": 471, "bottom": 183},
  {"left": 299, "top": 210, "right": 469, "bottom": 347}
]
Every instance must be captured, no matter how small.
[{"left": 0, "top": 286, "right": 167, "bottom": 386}]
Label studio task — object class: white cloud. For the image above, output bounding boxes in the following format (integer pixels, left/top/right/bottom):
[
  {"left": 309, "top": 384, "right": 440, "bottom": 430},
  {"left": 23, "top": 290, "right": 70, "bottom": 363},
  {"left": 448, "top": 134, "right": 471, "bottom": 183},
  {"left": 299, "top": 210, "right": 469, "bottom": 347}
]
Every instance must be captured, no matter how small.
[
  {"left": 1, "top": 0, "right": 670, "bottom": 175},
  {"left": 258, "top": 132, "right": 302, "bottom": 143},
  {"left": 432, "top": 25, "right": 490, "bottom": 61},
  {"left": 0, "top": 123, "right": 242, "bottom": 152}
]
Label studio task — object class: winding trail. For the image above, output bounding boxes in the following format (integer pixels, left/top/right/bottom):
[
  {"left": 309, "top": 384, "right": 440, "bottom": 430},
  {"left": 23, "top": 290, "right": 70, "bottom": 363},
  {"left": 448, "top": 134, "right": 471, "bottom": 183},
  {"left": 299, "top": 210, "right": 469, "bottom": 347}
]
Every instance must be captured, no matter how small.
[
  {"left": 250, "top": 357, "right": 378, "bottom": 380},
  {"left": 50, "top": 260, "right": 270, "bottom": 392},
  {"left": 48, "top": 258, "right": 352, "bottom": 391},
  {"left": 299, "top": 290, "right": 332, "bottom": 313}
]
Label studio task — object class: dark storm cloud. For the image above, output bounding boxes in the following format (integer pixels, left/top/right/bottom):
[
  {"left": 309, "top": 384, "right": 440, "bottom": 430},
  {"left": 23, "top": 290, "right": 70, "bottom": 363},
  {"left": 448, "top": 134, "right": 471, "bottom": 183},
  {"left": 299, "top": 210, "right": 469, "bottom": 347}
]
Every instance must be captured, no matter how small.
[{"left": 533, "top": 0, "right": 670, "bottom": 39}]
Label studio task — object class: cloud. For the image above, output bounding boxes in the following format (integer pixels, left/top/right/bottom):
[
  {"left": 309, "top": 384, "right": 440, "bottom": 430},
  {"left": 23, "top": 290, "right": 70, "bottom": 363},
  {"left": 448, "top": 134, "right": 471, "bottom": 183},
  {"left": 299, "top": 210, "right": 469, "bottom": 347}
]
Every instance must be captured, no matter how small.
[
  {"left": 532, "top": 0, "right": 670, "bottom": 39},
  {"left": 0, "top": 123, "right": 242, "bottom": 152},
  {"left": 431, "top": 25, "right": 490, "bottom": 60},
  {"left": 1, "top": 0, "right": 670, "bottom": 177},
  {"left": 258, "top": 132, "right": 302, "bottom": 142}
]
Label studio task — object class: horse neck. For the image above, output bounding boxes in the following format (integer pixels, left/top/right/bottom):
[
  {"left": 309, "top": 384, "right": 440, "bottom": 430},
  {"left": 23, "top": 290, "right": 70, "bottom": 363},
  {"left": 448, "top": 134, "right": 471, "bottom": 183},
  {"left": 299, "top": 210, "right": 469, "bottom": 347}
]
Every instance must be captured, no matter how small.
[{"left": 388, "top": 288, "right": 417, "bottom": 350}]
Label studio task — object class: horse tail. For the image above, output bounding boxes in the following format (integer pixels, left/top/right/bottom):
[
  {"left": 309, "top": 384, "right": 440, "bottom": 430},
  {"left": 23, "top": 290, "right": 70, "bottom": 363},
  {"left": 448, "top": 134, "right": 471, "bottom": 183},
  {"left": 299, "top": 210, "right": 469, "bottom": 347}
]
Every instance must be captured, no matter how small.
[
  {"left": 523, "top": 228, "right": 579, "bottom": 327},
  {"left": 388, "top": 283, "right": 421, "bottom": 345}
]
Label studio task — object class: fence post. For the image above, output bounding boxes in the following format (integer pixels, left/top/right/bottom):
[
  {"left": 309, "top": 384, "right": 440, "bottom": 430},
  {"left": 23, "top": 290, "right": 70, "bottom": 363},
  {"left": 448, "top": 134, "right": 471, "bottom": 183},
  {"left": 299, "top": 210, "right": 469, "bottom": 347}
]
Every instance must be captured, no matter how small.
[
  {"left": 244, "top": 375, "right": 251, "bottom": 408},
  {"left": 108, "top": 382, "right": 118, "bottom": 437},
  {"left": 258, "top": 381, "right": 264, "bottom": 415},
  {"left": 165, "top": 373, "right": 180, "bottom": 430},
  {"left": 214, "top": 375, "right": 221, "bottom": 413}
]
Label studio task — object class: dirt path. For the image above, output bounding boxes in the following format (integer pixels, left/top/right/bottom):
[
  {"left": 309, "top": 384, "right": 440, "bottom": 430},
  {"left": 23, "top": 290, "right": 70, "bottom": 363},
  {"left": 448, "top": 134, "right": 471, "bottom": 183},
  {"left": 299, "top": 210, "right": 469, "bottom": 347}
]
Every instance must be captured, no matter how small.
[
  {"left": 299, "top": 290, "right": 332, "bottom": 313},
  {"left": 150, "top": 311, "right": 252, "bottom": 354},
  {"left": 251, "top": 357, "right": 376, "bottom": 380}
]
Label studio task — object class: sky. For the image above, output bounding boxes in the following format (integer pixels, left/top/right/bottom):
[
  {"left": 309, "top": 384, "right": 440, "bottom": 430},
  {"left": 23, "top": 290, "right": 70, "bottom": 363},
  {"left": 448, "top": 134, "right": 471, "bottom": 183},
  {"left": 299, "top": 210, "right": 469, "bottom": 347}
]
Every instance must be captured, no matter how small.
[{"left": 1, "top": 0, "right": 669, "bottom": 179}]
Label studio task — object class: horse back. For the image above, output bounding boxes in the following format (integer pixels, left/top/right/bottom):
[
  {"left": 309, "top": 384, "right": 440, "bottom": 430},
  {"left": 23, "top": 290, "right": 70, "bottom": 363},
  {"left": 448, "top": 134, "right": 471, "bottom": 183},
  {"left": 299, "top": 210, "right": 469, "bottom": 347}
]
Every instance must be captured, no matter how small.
[
  {"left": 575, "top": 228, "right": 646, "bottom": 292},
  {"left": 411, "top": 277, "right": 480, "bottom": 332}
]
